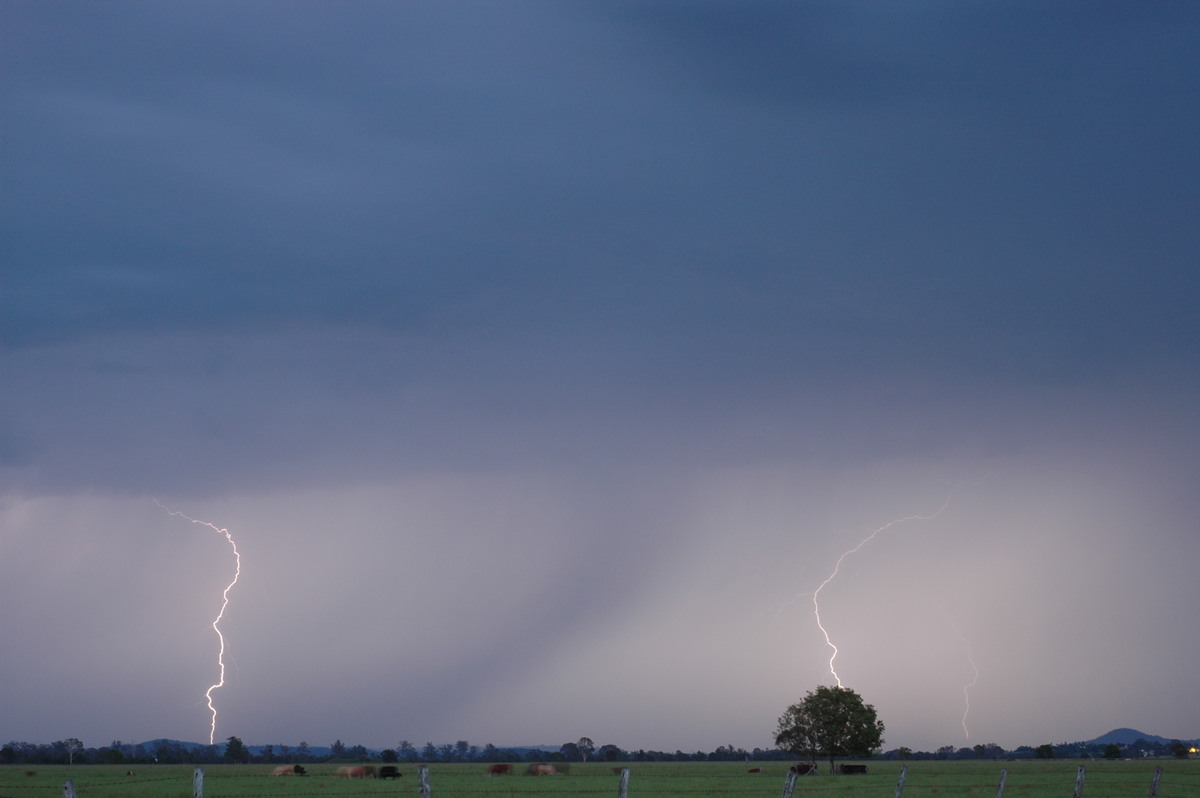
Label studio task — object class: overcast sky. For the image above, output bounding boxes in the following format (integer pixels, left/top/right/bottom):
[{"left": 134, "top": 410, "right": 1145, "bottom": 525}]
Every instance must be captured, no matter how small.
[{"left": 2, "top": 1, "right": 1198, "bottom": 756}]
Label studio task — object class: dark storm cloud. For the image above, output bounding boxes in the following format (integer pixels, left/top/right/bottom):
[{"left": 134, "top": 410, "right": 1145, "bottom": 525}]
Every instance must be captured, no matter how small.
[
  {"left": 601, "top": 0, "right": 1200, "bottom": 375},
  {"left": 2, "top": 1, "right": 1198, "bottom": 752},
  {"left": 7, "top": 1, "right": 1196, "bottom": 369}
]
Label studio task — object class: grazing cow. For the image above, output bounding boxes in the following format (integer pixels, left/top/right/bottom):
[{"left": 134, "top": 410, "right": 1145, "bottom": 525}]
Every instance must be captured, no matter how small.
[
  {"left": 789, "top": 763, "right": 817, "bottom": 775},
  {"left": 837, "top": 764, "right": 868, "bottom": 775},
  {"left": 336, "top": 765, "right": 377, "bottom": 779},
  {"left": 488, "top": 763, "right": 512, "bottom": 775},
  {"left": 747, "top": 767, "right": 762, "bottom": 773},
  {"left": 378, "top": 766, "right": 401, "bottom": 780},
  {"left": 526, "top": 763, "right": 558, "bottom": 776},
  {"left": 272, "top": 765, "right": 306, "bottom": 776}
]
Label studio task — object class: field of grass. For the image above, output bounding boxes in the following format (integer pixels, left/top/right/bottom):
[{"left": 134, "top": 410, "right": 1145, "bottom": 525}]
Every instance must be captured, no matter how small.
[{"left": 2, "top": 759, "right": 1198, "bottom": 798}]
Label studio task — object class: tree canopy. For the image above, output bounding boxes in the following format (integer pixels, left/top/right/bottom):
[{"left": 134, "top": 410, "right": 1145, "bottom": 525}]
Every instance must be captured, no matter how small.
[
  {"left": 775, "top": 685, "right": 885, "bottom": 771},
  {"left": 223, "top": 736, "right": 249, "bottom": 763}
]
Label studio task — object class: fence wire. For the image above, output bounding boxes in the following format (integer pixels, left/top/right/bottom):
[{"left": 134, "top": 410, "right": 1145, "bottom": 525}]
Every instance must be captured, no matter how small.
[{"left": 3, "top": 762, "right": 1199, "bottom": 798}]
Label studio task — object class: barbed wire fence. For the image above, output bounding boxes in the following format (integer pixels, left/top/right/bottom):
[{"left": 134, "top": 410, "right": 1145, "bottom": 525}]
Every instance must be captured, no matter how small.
[{"left": 5, "top": 762, "right": 1197, "bottom": 798}]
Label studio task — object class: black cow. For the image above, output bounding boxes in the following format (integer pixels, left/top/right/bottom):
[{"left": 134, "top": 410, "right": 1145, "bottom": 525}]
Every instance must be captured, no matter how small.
[
  {"left": 379, "top": 766, "right": 402, "bottom": 780},
  {"left": 837, "top": 764, "right": 868, "bottom": 775}
]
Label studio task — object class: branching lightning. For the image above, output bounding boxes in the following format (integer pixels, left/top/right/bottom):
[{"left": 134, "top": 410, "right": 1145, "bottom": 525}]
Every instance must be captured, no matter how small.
[
  {"left": 949, "top": 620, "right": 979, "bottom": 740},
  {"left": 810, "top": 496, "right": 952, "bottom": 687},
  {"left": 157, "top": 501, "right": 241, "bottom": 745}
]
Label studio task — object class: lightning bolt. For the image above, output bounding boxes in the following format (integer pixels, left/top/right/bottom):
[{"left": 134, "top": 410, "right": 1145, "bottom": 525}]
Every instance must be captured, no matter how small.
[
  {"left": 949, "top": 620, "right": 979, "bottom": 740},
  {"left": 158, "top": 501, "right": 242, "bottom": 745},
  {"left": 811, "top": 496, "right": 952, "bottom": 687}
]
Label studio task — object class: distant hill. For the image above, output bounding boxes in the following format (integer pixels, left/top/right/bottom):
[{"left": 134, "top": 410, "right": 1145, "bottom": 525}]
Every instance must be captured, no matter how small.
[
  {"left": 1084, "top": 728, "right": 1197, "bottom": 746},
  {"left": 132, "top": 740, "right": 561, "bottom": 759},
  {"left": 131, "top": 733, "right": 1196, "bottom": 758},
  {"left": 136, "top": 739, "right": 207, "bottom": 752},
  {"left": 135, "top": 739, "right": 336, "bottom": 758},
  {"left": 245, "top": 744, "right": 337, "bottom": 758}
]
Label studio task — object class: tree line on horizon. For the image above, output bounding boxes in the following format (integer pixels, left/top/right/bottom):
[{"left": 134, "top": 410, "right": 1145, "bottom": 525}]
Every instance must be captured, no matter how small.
[
  {"left": 2, "top": 735, "right": 1192, "bottom": 767},
  {"left": 4, "top": 689, "right": 1192, "bottom": 769}
]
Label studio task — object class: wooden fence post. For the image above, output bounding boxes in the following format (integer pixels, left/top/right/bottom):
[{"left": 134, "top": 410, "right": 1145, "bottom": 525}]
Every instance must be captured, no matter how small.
[
  {"left": 780, "top": 769, "right": 797, "bottom": 798},
  {"left": 893, "top": 766, "right": 908, "bottom": 798},
  {"left": 62, "top": 780, "right": 76, "bottom": 798},
  {"left": 1073, "top": 765, "right": 1085, "bottom": 798},
  {"left": 994, "top": 768, "right": 1007, "bottom": 798},
  {"left": 617, "top": 767, "right": 630, "bottom": 798},
  {"left": 193, "top": 766, "right": 204, "bottom": 798},
  {"left": 1147, "top": 766, "right": 1162, "bottom": 798},
  {"left": 417, "top": 765, "right": 431, "bottom": 798}
]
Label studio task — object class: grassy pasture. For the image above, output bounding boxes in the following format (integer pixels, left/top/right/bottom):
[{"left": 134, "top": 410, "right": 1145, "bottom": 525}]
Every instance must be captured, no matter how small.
[{"left": 2, "top": 759, "right": 1198, "bottom": 798}]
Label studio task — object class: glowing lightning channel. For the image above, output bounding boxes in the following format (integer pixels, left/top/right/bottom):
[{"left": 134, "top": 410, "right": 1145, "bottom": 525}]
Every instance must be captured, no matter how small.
[
  {"left": 949, "top": 621, "right": 979, "bottom": 740},
  {"left": 811, "top": 497, "right": 952, "bottom": 687},
  {"left": 157, "top": 501, "right": 242, "bottom": 745}
]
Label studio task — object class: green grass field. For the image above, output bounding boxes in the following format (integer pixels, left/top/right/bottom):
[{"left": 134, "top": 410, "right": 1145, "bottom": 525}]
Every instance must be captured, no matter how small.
[{"left": 3, "top": 759, "right": 1198, "bottom": 798}]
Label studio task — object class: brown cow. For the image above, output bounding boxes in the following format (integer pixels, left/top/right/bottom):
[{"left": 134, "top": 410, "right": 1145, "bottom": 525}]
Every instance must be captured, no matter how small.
[
  {"left": 526, "top": 763, "right": 558, "bottom": 775},
  {"left": 336, "top": 765, "right": 377, "bottom": 778},
  {"left": 747, "top": 767, "right": 762, "bottom": 773},
  {"left": 488, "top": 763, "right": 512, "bottom": 775}
]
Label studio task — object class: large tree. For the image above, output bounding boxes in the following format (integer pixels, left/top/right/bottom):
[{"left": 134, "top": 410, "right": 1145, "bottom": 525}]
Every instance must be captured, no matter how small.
[
  {"left": 58, "top": 739, "right": 83, "bottom": 765},
  {"left": 223, "top": 736, "right": 249, "bottom": 763},
  {"left": 775, "top": 685, "right": 885, "bottom": 772}
]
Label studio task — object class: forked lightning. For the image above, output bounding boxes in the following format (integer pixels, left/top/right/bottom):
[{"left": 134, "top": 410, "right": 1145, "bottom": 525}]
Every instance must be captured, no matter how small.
[
  {"left": 157, "top": 501, "right": 242, "bottom": 745},
  {"left": 811, "top": 496, "right": 952, "bottom": 687},
  {"left": 950, "top": 620, "right": 979, "bottom": 739}
]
